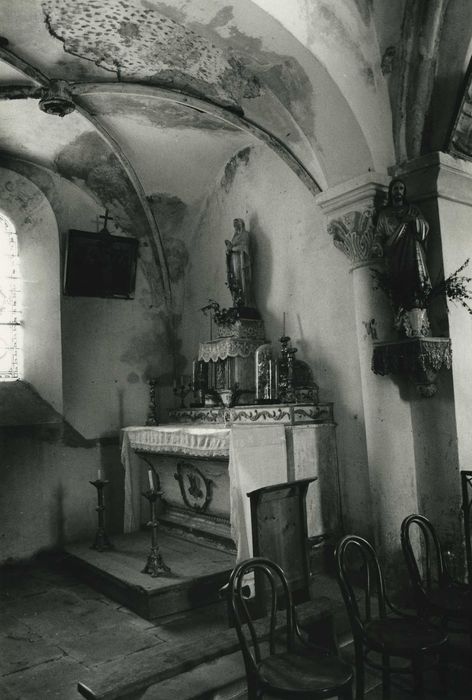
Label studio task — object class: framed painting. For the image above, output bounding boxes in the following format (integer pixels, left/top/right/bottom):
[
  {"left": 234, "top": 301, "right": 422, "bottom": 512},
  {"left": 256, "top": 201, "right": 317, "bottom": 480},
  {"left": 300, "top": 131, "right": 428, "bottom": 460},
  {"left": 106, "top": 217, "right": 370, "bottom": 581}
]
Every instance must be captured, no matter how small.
[{"left": 64, "top": 229, "right": 138, "bottom": 299}]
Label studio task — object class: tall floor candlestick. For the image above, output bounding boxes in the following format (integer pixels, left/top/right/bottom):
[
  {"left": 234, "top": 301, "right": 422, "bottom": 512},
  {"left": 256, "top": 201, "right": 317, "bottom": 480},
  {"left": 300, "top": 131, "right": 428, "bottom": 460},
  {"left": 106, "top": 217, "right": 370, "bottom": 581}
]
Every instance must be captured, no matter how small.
[
  {"left": 141, "top": 479, "right": 171, "bottom": 577},
  {"left": 90, "top": 478, "right": 114, "bottom": 551}
]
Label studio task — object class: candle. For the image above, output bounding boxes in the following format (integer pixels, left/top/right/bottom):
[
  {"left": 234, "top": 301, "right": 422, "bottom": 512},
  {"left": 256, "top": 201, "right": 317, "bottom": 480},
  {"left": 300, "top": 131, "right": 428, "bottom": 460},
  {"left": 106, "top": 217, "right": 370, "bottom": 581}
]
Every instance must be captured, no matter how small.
[
  {"left": 283, "top": 312, "right": 286, "bottom": 337},
  {"left": 97, "top": 468, "right": 102, "bottom": 480},
  {"left": 148, "top": 469, "right": 154, "bottom": 490},
  {"left": 192, "top": 360, "right": 197, "bottom": 388}
]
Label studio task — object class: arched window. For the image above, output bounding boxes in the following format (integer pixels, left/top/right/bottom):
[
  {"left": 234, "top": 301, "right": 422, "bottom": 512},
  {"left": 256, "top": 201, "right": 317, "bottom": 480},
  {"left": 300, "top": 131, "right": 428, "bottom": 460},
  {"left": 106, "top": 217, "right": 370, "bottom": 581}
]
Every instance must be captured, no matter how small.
[{"left": 0, "top": 211, "right": 22, "bottom": 380}]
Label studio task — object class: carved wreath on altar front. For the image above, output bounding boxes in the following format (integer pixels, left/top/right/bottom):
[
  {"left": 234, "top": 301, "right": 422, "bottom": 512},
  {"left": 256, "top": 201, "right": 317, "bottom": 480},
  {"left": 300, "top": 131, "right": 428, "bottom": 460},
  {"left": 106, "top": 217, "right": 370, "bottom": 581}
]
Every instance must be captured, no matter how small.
[{"left": 174, "top": 461, "right": 213, "bottom": 512}]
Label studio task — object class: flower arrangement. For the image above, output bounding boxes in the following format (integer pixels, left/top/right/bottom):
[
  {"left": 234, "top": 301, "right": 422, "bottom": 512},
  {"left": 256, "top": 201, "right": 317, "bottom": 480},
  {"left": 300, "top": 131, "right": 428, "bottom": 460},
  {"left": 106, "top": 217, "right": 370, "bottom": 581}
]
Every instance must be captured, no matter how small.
[
  {"left": 371, "top": 259, "right": 472, "bottom": 315},
  {"left": 200, "top": 299, "right": 239, "bottom": 326},
  {"left": 428, "top": 258, "right": 472, "bottom": 315}
]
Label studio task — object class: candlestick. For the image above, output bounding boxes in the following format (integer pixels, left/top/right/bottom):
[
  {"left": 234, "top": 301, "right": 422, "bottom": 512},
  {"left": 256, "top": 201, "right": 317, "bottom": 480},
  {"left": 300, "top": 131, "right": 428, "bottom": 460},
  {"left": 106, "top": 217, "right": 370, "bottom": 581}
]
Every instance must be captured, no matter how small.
[
  {"left": 89, "top": 478, "right": 114, "bottom": 551},
  {"left": 141, "top": 487, "right": 171, "bottom": 577},
  {"left": 145, "top": 378, "right": 159, "bottom": 426},
  {"left": 173, "top": 376, "right": 193, "bottom": 408},
  {"left": 277, "top": 334, "right": 296, "bottom": 403}
]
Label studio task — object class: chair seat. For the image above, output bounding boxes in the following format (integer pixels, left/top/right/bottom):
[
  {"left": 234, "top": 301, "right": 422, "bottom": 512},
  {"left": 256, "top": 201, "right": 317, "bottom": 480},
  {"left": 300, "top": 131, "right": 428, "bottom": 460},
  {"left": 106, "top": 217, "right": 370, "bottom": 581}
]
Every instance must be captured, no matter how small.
[
  {"left": 427, "top": 585, "right": 472, "bottom": 617},
  {"left": 258, "top": 650, "right": 353, "bottom": 696},
  {"left": 364, "top": 617, "right": 448, "bottom": 657}
]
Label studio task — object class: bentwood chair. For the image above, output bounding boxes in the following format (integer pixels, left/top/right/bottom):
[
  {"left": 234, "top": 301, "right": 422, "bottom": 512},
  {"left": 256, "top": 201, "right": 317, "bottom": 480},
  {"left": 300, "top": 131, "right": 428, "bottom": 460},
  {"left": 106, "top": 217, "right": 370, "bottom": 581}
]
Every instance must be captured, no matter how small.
[
  {"left": 401, "top": 513, "right": 472, "bottom": 642},
  {"left": 228, "top": 557, "right": 353, "bottom": 700},
  {"left": 461, "top": 471, "right": 472, "bottom": 584},
  {"left": 335, "top": 535, "right": 448, "bottom": 700}
]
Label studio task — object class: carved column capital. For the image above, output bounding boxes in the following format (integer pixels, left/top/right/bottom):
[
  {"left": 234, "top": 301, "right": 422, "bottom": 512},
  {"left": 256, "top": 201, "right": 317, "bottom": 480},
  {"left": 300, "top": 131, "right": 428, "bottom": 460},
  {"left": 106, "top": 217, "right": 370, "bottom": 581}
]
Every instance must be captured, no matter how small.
[
  {"left": 327, "top": 208, "right": 380, "bottom": 264},
  {"left": 316, "top": 172, "right": 389, "bottom": 263}
]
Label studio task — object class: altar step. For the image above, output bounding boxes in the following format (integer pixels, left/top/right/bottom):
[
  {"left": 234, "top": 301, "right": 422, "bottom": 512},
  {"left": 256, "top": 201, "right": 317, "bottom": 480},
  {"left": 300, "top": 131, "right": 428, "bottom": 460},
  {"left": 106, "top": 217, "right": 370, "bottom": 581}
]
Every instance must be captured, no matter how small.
[
  {"left": 76, "top": 588, "right": 346, "bottom": 700},
  {"left": 63, "top": 530, "right": 235, "bottom": 621}
]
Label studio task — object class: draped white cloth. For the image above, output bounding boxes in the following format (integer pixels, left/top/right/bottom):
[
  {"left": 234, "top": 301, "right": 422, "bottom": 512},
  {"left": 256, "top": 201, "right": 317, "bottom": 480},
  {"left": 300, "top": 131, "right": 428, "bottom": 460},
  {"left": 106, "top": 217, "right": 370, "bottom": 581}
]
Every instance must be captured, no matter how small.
[
  {"left": 228, "top": 424, "right": 287, "bottom": 561},
  {"left": 289, "top": 424, "right": 340, "bottom": 539}
]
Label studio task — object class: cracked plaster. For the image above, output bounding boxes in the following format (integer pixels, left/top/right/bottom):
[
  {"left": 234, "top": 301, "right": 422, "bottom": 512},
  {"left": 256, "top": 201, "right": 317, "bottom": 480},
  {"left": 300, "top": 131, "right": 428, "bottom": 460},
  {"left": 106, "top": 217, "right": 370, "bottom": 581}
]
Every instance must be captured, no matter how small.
[
  {"left": 54, "top": 131, "right": 144, "bottom": 234},
  {"left": 42, "top": 0, "right": 261, "bottom": 106}
]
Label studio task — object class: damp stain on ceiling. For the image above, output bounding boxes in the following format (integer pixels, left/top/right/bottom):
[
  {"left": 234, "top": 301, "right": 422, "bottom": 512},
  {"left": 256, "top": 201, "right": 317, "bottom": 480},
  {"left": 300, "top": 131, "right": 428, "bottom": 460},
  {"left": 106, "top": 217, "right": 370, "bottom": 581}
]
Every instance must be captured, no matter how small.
[
  {"left": 85, "top": 94, "right": 242, "bottom": 132},
  {"left": 42, "top": 0, "right": 261, "bottom": 106},
  {"left": 1, "top": 0, "right": 469, "bottom": 214}
]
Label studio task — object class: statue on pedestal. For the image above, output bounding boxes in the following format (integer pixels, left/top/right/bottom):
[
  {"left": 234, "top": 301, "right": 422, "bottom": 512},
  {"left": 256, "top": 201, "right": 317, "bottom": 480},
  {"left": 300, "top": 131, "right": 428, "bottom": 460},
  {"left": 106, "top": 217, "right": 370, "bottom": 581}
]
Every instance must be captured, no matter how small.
[
  {"left": 373, "top": 178, "right": 432, "bottom": 336},
  {"left": 225, "top": 218, "right": 254, "bottom": 309}
]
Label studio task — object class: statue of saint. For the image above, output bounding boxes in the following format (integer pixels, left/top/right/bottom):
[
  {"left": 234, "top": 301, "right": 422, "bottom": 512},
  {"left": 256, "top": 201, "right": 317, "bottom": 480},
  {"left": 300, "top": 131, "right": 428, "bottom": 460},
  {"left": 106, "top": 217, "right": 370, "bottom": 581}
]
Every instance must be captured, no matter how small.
[
  {"left": 374, "top": 178, "right": 431, "bottom": 313},
  {"left": 225, "top": 218, "right": 254, "bottom": 308}
]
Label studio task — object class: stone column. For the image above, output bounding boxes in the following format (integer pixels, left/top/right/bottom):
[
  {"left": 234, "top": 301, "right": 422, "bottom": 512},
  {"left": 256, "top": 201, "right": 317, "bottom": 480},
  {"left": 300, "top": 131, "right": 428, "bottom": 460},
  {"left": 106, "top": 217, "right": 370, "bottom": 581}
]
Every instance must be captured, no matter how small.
[
  {"left": 390, "top": 153, "right": 469, "bottom": 552},
  {"left": 316, "top": 174, "right": 421, "bottom": 577}
]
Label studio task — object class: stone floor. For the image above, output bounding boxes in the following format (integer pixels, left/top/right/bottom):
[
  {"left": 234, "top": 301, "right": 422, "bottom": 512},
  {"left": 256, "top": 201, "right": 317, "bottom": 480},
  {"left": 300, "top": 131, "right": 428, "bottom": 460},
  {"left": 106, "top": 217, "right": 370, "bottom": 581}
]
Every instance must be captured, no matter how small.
[
  {"left": 0, "top": 552, "right": 236, "bottom": 699},
  {"left": 0, "top": 553, "right": 471, "bottom": 699}
]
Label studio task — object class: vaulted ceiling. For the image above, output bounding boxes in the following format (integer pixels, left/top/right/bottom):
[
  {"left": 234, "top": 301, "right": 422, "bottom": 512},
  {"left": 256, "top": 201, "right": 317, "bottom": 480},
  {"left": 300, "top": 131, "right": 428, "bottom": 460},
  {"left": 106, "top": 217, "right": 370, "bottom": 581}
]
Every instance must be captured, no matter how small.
[{"left": 1, "top": 0, "right": 472, "bottom": 244}]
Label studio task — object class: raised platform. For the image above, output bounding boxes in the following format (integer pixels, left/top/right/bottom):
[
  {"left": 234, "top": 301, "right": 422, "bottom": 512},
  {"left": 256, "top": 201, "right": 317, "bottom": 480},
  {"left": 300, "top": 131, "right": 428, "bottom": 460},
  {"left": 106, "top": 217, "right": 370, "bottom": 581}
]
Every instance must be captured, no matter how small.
[{"left": 64, "top": 530, "right": 235, "bottom": 621}]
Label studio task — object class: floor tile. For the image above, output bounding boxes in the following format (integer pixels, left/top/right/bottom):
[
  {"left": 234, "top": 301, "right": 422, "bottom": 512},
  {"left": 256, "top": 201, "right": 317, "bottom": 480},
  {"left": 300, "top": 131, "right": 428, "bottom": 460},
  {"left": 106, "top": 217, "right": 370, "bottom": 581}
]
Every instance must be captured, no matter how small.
[
  {"left": 57, "top": 625, "right": 164, "bottom": 667},
  {"left": 1, "top": 656, "right": 85, "bottom": 700}
]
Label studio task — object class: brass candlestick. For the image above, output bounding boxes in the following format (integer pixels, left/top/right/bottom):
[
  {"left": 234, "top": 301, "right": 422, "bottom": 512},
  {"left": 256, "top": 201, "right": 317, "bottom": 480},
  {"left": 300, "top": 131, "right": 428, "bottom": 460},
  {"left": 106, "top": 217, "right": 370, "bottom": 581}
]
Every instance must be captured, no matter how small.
[
  {"left": 90, "top": 479, "right": 114, "bottom": 551},
  {"left": 277, "top": 335, "right": 290, "bottom": 402},
  {"left": 173, "top": 378, "right": 192, "bottom": 408},
  {"left": 141, "top": 487, "right": 171, "bottom": 577},
  {"left": 286, "top": 346, "right": 298, "bottom": 403},
  {"left": 145, "top": 378, "right": 159, "bottom": 426},
  {"left": 277, "top": 335, "right": 297, "bottom": 403}
]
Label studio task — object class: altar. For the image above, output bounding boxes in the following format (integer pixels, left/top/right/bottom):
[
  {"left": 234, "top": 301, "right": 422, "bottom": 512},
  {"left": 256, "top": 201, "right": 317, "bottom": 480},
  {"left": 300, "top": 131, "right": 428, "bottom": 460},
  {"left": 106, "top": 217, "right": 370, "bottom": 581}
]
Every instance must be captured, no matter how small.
[
  {"left": 120, "top": 218, "right": 343, "bottom": 572},
  {"left": 121, "top": 403, "right": 341, "bottom": 562}
]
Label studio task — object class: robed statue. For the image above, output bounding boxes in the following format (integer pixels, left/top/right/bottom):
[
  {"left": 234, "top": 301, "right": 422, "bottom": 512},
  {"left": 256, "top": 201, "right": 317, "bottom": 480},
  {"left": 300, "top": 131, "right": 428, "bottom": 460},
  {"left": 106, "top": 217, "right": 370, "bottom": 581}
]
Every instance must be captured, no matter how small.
[
  {"left": 225, "top": 218, "right": 254, "bottom": 308},
  {"left": 374, "top": 178, "right": 431, "bottom": 315}
]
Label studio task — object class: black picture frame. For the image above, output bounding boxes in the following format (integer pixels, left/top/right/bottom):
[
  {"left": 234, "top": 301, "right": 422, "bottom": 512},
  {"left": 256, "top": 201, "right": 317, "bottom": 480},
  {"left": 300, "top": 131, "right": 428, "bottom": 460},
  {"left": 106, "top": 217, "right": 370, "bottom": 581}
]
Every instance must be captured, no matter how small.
[{"left": 64, "top": 229, "right": 138, "bottom": 299}]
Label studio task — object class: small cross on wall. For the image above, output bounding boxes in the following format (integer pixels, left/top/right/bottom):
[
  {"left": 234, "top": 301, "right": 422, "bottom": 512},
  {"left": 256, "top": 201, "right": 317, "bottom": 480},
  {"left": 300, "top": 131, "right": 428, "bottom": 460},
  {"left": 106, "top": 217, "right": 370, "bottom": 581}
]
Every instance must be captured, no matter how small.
[{"left": 98, "top": 208, "right": 114, "bottom": 233}]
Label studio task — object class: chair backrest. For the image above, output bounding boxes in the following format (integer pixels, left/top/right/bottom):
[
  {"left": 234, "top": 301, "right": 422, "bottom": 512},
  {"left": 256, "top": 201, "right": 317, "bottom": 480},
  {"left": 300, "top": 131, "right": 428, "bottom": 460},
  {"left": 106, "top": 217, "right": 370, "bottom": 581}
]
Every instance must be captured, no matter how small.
[
  {"left": 461, "top": 471, "right": 472, "bottom": 584},
  {"left": 401, "top": 514, "right": 448, "bottom": 597},
  {"left": 335, "top": 535, "right": 388, "bottom": 640},
  {"left": 247, "top": 478, "right": 315, "bottom": 603},
  {"left": 228, "top": 557, "right": 295, "bottom": 679}
]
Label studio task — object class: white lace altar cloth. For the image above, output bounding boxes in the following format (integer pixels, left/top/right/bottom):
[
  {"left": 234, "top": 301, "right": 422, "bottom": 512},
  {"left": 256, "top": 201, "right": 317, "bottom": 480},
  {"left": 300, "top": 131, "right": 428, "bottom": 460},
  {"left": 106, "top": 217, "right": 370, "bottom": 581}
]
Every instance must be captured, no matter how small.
[{"left": 123, "top": 424, "right": 231, "bottom": 458}]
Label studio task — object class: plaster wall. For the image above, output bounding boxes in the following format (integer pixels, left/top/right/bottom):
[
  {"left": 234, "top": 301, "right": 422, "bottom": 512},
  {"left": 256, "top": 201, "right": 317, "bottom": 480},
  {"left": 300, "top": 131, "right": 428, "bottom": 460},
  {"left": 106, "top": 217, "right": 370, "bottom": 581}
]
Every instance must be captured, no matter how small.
[
  {"left": 0, "top": 427, "right": 123, "bottom": 563},
  {"left": 436, "top": 195, "right": 472, "bottom": 476},
  {"left": 252, "top": 0, "right": 394, "bottom": 174},
  {"left": 7, "top": 165, "right": 161, "bottom": 438},
  {"left": 0, "top": 168, "right": 62, "bottom": 411},
  {"left": 0, "top": 163, "right": 170, "bottom": 562},
  {"left": 179, "top": 143, "right": 372, "bottom": 538}
]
